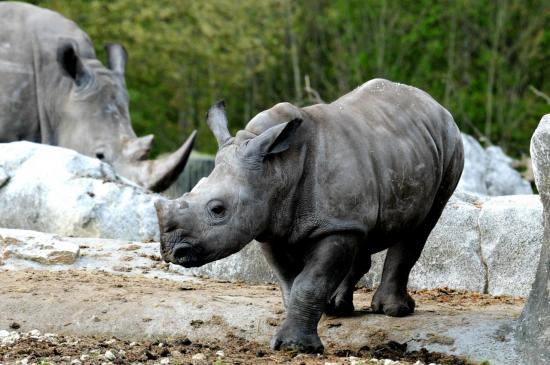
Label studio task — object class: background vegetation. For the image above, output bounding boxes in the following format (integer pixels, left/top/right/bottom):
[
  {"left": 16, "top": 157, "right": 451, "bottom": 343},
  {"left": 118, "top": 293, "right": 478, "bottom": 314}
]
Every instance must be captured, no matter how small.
[{"left": 29, "top": 0, "right": 550, "bottom": 157}]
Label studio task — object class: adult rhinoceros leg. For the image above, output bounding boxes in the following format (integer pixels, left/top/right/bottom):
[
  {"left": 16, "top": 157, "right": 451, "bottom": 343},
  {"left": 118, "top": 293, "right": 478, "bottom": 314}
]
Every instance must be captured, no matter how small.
[{"left": 271, "top": 234, "right": 357, "bottom": 353}]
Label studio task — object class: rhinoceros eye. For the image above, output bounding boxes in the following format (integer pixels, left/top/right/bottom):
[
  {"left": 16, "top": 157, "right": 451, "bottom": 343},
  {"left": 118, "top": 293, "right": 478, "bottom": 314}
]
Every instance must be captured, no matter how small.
[
  {"left": 207, "top": 200, "right": 226, "bottom": 219},
  {"left": 95, "top": 152, "right": 105, "bottom": 160}
]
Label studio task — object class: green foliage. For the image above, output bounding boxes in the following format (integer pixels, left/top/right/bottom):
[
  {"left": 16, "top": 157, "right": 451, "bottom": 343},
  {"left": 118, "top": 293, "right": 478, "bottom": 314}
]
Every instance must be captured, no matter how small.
[{"left": 30, "top": 0, "right": 550, "bottom": 157}]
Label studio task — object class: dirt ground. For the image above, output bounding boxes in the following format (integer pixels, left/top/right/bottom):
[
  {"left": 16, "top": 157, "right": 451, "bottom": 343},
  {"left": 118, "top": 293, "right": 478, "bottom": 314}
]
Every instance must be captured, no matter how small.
[{"left": 0, "top": 270, "right": 524, "bottom": 365}]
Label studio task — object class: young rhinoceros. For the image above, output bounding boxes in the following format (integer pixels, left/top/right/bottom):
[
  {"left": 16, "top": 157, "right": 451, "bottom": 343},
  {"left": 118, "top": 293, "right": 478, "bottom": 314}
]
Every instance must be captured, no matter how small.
[
  {"left": 0, "top": 2, "right": 195, "bottom": 192},
  {"left": 155, "top": 79, "right": 464, "bottom": 352}
]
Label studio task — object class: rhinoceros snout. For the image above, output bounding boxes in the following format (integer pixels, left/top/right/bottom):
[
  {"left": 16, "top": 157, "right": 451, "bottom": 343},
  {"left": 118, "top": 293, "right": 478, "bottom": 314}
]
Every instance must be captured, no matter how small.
[{"left": 172, "top": 242, "right": 192, "bottom": 262}]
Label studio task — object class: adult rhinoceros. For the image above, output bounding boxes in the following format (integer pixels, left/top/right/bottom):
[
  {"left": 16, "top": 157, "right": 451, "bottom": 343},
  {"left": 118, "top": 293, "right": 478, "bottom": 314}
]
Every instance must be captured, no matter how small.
[{"left": 0, "top": 2, "right": 195, "bottom": 192}]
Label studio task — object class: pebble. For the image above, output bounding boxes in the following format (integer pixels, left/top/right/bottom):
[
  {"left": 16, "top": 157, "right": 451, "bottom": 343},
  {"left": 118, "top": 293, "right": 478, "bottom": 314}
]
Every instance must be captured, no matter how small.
[
  {"left": 71, "top": 360, "right": 82, "bottom": 365},
  {"left": 129, "top": 341, "right": 137, "bottom": 347},
  {"left": 104, "top": 350, "right": 116, "bottom": 360},
  {"left": 28, "top": 329, "right": 41, "bottom": 338},
  {"left": 1, "top": 331, "right": 20, "bottom": 346},
  {"left": 192, "top": 353, "right": 206, "bottom": 360},
  {"left": 0, "top": 330, "right": 9, "bottom": 338},
  {"left": 80, "top": 354, "right": 90, "bottom": 361},
  {"left": 160, "top": 358, "right": 170, "bottom": 364},
  {"left": 19, "top": 358, "right": 28, "bottom": 365},
  {"left": 215, "top": 350, "right": 225, "bottom": 357}
]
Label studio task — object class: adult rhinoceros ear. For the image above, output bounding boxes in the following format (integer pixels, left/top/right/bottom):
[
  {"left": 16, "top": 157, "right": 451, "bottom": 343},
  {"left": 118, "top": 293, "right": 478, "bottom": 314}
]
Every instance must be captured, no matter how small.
[
  {"left": 57, "top": 42, "right": 92, "bottom": 88},
  {"left": 244, "top": 118, "right": 302, "bottom": 161},
  {"left": 206, "top": 100, "right": 232, "bottom": 148},
  {"left": 105, "top": 43, "right": 127, "bottom": 76}
]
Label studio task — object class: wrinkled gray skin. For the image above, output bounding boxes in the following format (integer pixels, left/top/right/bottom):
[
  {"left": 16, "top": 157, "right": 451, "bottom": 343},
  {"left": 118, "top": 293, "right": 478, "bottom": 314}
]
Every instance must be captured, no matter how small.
[
  {"left": 156, "top": 79, "right": 464, "bottom": 352},
  {"left": 0, "top": 2, "right": 195, "bottom": 192}
]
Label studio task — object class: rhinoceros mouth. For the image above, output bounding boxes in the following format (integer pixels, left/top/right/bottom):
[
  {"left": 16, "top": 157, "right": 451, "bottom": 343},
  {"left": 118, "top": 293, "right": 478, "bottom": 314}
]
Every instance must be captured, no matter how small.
[{"left": 160, "top": 232, "right": 203, "bottom": 267}]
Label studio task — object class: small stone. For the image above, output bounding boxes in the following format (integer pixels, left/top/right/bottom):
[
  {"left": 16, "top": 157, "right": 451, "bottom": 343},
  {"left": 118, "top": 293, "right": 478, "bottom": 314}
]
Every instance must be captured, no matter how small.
[
  {"left": 80, "top": 354, "right": 89, "bottom": 361},
  {"left": 19, "top": 358, "right": 28, "bottom": 365},
  {"left": 129, "top": 342, "right": 137, "bottom": 347},
  {"left": 413, "top": 361, "right": 425, "bottom": 365},
  {"left": 71, "top": 360, "right": 82, "bottom": 365},
  {"left": 0, "top": 330, "right": 9, "bottom": 338},
  {"left": 92, "top": 315, "right": 101, "bottom": 322},
  {"left": 160, "top": 358, "right": 170, "bottom": 364},
  {"left": 9, "top": 322, "right": 20, "bottom": 329},
  {"left": 104, "top": 339, "right": 116, "bottom": 345},
  {"left": 215, "top": 350, "right": 224, "bottom": 357},
  {"left": 255, "top": 350, "right": 265, "bottom": 357},
  {"left": 28, "top": 329, "right": 40, "bottom": 337},
  {"left": 192, "top": 353, "right": 206, "bottom": 360},
  {"left": 104, "top": 350, "right": 116, "bottom": 360}
]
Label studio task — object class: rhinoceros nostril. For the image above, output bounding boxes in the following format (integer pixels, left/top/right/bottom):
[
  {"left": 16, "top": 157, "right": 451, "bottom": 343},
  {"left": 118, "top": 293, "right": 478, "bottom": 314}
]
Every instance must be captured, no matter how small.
[{"left": 173, "top": 242, "right": 192, "bottom": 260}]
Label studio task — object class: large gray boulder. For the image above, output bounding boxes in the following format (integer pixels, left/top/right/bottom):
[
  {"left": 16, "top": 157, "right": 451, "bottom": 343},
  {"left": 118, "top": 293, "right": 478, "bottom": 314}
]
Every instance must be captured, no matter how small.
[
  {"left": 0, "top": 141, "right": 160, "bottom": 241},
  {"left": 516, "top": 114, "right": 550, "bottom": 364},
  {"left": 457, "top": 134, "right": 532, "bottom": 196}
]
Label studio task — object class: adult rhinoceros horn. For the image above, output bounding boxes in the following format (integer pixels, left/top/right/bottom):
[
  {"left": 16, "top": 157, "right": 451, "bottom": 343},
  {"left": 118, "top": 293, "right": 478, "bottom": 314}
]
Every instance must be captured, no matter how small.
[
  {"left": 206, "top": 100, "right": 232, "bottom": 148},
  {"left": 119, "top": 131, "right": 197, "bottom": 193},
  {"left": 144, "top": 131, "right": 197, "bottom": 192}
]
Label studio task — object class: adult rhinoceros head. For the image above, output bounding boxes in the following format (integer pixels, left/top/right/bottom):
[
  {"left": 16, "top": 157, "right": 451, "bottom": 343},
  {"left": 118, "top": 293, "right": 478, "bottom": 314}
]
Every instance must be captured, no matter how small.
[{"left": 54, "top": 42, "right": 195, "bottom": 192}]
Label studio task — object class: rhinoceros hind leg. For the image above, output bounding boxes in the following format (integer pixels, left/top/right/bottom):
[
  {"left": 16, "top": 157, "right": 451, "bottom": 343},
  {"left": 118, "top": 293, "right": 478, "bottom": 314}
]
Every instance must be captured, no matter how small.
[
  {"left": 372, "top": 166, "right": 459, "bottom": 317},
  {"left": 326, "top": 249, "right": 371, "bottom": 316}
]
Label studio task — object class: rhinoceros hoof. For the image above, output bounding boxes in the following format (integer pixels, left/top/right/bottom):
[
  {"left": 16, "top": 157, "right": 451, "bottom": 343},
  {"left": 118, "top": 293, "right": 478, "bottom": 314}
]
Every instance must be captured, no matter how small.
[
  {"left": 371, "top": 292, "right": 415, "bottom": 317},
  {"left": 326, "top": 296, "right": 355, "bottom": 316},
  {"left": 271, "top": 326, "right": 324, "bottom": 353}
]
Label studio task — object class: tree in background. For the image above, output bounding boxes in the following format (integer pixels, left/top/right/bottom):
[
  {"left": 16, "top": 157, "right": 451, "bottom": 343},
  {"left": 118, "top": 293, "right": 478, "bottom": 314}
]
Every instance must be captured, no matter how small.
[{"left": 31, "top": 0, "right": 550, "bottom": 157}]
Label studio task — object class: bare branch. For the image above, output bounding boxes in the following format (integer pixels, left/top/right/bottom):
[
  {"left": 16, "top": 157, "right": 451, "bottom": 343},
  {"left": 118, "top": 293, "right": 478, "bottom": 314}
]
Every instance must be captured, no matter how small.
[{"left": 529, "top": 85, "right": 550, "bottom": 105}]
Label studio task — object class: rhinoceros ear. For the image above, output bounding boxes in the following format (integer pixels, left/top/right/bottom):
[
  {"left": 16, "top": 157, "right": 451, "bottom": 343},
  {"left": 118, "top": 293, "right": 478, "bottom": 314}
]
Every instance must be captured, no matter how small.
[
  {"left": 57, "top": 42, "right": 92, "bottom": 88},
  {"left": 105, "top": 43, "right": 127, "bottom": 76},
  {"left": 124, "top": 135, "right": 154, "bottom": 161},
  {"left": 244, "top": 118, "right": 302, "bottom": 161}
]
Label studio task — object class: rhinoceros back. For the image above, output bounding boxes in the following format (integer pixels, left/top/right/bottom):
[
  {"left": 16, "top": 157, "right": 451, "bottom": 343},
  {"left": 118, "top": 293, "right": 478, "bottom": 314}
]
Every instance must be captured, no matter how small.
[
  {"left": 0, "top": 2, "right": 95, "bottom": 143},
  {"left": 300, "top": 79, "right": 463, "bottom": 242}
]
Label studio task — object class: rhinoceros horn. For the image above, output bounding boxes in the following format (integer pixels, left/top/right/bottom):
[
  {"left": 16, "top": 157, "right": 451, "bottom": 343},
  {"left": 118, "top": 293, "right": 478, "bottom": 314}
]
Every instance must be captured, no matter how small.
[
  {"left": 206, "top": 100, "right": 232, "bottom": 148},
  {"left": 118, "top": 131, "right": 197, "bottom": 193}
]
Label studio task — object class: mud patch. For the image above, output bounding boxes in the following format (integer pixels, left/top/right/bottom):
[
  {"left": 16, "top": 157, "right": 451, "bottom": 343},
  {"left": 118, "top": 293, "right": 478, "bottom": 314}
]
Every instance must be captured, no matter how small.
[{"left": 0, "top": 331, "right": 481, "bottom": 365}]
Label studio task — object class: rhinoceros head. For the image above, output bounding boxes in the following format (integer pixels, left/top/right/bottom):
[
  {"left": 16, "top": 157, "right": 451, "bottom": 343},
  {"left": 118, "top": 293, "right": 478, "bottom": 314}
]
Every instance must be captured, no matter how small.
[
  {"left": 155, "top": 101, "right": 302, "bottom": 267},
  {"left": 54, "top": 42, "right": 195, "bottom": 192}
]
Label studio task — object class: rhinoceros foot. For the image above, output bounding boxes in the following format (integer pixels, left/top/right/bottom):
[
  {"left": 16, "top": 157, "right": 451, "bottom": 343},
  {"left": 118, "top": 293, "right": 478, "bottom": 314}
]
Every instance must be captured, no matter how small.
[
  {"left": 270, "top": 324, "right": 324, "bottom": 353},
  {"left": 326, "top": 291, "right": 355, "bottom": 316},
  {"left": 371, "top": 290, "right": 415, "bottom": 317}
]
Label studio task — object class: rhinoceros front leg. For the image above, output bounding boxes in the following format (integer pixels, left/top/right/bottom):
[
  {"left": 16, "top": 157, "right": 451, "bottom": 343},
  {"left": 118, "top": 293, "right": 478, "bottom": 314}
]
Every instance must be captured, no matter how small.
[
  {"left": 271, "top": 234, "right": 356, "bottom": 353},
  {"left": 326, "top": 247, "right": 371, "bottom": 316},
  {"left": 260, "top": 241, "right": 302, "bottom": 308}
]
